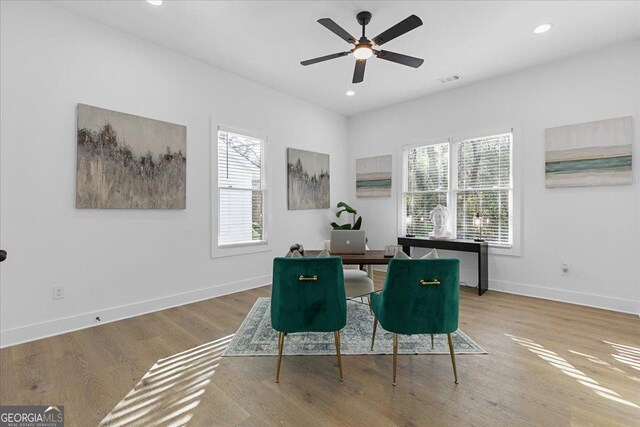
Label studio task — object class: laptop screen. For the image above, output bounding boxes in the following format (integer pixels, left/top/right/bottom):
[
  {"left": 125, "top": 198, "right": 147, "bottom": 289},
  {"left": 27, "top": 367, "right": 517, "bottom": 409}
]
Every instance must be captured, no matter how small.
[{"left": 330, "top": 230, "right": 366, "bottom": 254}]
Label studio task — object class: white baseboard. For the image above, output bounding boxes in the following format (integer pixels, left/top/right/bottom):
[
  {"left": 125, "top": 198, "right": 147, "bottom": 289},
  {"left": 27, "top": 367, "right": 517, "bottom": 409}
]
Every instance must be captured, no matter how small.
[
  {"left": 371, "top": 269, "right": 638, "bottom": 315},
  {"left": 0, "top": 274, "right": 271, "bottom": 348},
  {"left": 3, "top": 274, "right": 635, "bottom": 348},
  {"left": 489, "top": 279, "right": 638, "bottom": 315}
]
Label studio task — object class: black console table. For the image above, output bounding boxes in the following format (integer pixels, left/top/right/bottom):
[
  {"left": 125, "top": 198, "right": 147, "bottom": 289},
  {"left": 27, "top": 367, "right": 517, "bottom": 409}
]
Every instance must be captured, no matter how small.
[{"left": 397, "top": 237, "right": 489, "bottom": 295}]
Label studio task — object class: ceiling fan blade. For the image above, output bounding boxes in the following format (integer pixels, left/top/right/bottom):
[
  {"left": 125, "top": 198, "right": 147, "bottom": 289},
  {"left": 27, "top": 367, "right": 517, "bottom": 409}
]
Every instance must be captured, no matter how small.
[
  {"left": 375, "top": 50, "right": 424, "bottom": 68},
  {"left": 352, "top": 59, "right": 366, "bottom": 83},
  {"left": 318, "top": 18, "right": 357, "bottom": 44},
  {"left": 301, "top": 51, "right": 350, "bottom": 66},
  {"left": 372, "top": 15, "right": 423, "bottom": 46}
]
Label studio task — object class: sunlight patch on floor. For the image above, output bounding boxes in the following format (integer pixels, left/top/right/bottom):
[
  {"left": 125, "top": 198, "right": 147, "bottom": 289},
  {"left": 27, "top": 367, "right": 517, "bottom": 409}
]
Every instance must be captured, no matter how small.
[
  {"left": 99, "top": 334, "right": 234, "bottom": 427},
  {"left": 605, "top": 341, "right": 640, "bottom": 373},
  {"left": 505, "top": 334, "right": 639, "bottom": 409},
  {"left": 568, "top": 350, "right": 626, "bottom": 373}
]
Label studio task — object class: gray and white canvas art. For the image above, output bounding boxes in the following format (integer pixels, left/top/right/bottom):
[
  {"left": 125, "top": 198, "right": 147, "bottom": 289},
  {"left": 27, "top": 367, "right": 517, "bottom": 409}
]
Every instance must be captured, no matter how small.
[
  {"left": 287, "top": 148, "right": 330, "bottom": 209},
  {"left": 76, "top": 104, "right": 186, "bottom": 208},
  {"left": 545, "top": 116, "right": 633, "bottom": 188},
  {"left": 356, "top": 155, "right": 392, "bottom": 197}
]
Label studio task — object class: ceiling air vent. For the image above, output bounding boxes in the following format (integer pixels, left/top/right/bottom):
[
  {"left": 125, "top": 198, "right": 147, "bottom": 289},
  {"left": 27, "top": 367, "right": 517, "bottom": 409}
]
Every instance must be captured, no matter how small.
[{"left": 437, "top": 74, "right": 462, "bottom": 84}]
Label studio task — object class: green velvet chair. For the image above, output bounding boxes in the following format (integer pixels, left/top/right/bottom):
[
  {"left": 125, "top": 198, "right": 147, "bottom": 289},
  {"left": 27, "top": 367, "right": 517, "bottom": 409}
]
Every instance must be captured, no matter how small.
[
  {"left": 369, "top": 258, "right": 460, "bottom": 385},
  {"left": 271, "top": 256, "right": 347, "bottom": 383}
]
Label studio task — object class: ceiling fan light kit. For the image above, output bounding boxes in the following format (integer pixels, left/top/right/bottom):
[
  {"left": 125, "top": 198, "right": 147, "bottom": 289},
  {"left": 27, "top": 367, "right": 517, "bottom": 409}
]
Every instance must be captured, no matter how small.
[
  {"left": 353, "top": 45, "right": 373, "bottom": 60},
  {"left": 301, "top": 11, "right": 424, "bottom": 84}
]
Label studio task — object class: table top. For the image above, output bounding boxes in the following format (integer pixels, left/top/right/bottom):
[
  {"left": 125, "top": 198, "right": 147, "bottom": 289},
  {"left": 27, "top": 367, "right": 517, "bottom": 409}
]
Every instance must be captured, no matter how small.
[
  {"left": 398, "top": 236, "right": 487, "bottom": 244},
  {"left": 397, "top": 236, "right": 487, "bottom": 252},
  {"left": 303, "top": 250, "right": 391, "bottom": 265}
]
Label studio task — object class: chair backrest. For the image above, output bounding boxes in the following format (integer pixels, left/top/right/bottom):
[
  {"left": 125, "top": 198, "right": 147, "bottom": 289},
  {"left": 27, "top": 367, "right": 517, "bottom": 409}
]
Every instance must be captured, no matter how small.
[
  {"left": 376, "top": 258, "right": 459, "bottom": 335},
  {"left": 271, "top": 257, "right": 347, "bottom": 333}
]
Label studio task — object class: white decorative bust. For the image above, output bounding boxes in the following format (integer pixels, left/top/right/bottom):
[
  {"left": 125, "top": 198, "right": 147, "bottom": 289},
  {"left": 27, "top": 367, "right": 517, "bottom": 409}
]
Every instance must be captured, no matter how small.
[{"left": 429, "top": 205, "right": 453, "bottom": 239}]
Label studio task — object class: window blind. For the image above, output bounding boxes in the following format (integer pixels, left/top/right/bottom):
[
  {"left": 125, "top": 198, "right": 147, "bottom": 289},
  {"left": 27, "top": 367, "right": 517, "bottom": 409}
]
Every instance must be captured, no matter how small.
[
  {"left": 403, "top": 142, "right": 449, "bottom": 236},
  {"left": 218, "top": 129, "right": 266, "bottom": 246},
  {"left": 456, "top": 133, "right": 512, "bottom": 245}
]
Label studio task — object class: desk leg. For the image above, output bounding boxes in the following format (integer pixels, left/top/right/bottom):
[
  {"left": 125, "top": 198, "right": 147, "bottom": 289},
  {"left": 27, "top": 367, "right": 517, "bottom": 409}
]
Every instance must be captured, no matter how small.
[
  {"left": 402, "top": 245, "right": 410, "bottom": 257},
  {"left": 366, "top": 264, "right": 374, "bottom": 280},
  {"left": 478, "top": 245, "right": 488, "bottom": 295}
]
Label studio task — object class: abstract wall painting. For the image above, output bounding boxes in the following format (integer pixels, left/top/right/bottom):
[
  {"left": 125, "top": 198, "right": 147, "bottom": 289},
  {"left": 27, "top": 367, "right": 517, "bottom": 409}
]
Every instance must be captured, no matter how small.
[
  {"left": 287, "top": 148, "right": 330, "bottom": 210},
  {"left": 356, "top": 155, "right": 392, "bottom": 197},
  {"left": 545, "top": 116, "right": 633, "bottom": 188},
  {"left": 76, "top": 104, "right": 186, "bottom": 209}
]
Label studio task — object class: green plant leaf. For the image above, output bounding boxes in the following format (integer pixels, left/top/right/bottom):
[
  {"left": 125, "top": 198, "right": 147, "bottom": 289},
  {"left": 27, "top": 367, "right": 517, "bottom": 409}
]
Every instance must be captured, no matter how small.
[
  {"left": 352, "top": 216, "right": 362, "bottom": 230},
  {"left": 330, "top": 222, "right": 352, "bottom": 230},
  {"left": 336, "top": 202, "right": 357, "bottom": 215}
]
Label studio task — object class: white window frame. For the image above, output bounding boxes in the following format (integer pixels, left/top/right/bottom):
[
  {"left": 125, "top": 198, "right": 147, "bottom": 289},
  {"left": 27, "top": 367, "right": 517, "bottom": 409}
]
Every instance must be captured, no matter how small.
[
  {"left": 211, "top": 121, "right": 272, "bottom": 258},
  {"left": 398, "top": 125, "right": 522, "bottom": 257},
  {"left": 452, "top": 133, "right": 513, "bottom": 249},
  {"left": 400, "top": 138, "right": 452, "bottom": 237}
]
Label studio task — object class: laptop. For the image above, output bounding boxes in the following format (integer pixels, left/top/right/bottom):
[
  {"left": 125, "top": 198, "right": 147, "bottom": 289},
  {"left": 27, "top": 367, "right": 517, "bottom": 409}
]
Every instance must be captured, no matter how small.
[{"left": 330, "top": 230, "right": 366, "bottom": 254}]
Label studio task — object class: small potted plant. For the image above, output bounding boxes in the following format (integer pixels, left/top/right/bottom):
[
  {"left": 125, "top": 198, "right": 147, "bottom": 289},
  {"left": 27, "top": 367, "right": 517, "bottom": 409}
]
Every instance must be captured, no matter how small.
[{"left": 330, "top": 202, "right": 362, "bottom": 230}]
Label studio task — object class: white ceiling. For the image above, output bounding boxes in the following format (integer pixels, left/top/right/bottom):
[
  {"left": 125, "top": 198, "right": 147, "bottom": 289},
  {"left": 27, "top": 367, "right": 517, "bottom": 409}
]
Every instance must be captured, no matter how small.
[{"left": 51, "top": 1, "right": 640, "bottom": 117}]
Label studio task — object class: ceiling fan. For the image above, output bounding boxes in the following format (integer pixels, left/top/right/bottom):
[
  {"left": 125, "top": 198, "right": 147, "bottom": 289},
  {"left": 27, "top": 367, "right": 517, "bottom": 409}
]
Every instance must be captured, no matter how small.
[{"left": 301, "top": 11, "right": 424, "bottom": 84}]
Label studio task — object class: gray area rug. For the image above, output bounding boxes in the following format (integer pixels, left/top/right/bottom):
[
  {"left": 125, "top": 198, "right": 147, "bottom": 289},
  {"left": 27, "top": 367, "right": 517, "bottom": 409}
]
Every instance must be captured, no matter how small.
[{"left": 224, "top": 297, "right": 487, "bottom": 356}]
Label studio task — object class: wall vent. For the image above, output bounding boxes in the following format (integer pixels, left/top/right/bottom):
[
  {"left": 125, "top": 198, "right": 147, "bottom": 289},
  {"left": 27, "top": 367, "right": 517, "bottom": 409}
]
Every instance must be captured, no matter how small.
[{"left": 437, "top": 74, "right": 462, "bottom": 84}]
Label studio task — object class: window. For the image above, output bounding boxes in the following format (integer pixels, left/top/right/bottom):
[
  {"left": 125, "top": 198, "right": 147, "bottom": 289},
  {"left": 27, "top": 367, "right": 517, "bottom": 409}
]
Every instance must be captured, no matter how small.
[
  {"left": 402, "top": 132, "right": 514, "bottom": 248},
  {"left": 456, "top": 133, "right": 512, "bottom": 246},
  {"left": 217, "top": 128, "right": 267, "bottom": 247},
  {"left": 403, "top": 142, "right": 449, "bottom": 236}
]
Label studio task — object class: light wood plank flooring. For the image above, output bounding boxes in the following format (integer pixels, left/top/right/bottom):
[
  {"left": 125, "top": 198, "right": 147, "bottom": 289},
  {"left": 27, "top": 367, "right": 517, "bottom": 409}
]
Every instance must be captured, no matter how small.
[{"left": 1, "top": 274, "right": 639, "bottom": 426}]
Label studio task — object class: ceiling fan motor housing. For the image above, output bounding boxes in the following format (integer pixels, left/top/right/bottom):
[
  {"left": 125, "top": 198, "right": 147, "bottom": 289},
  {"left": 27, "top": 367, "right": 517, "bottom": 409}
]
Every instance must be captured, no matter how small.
[{"left": 356, "top": 37, "right": 372, "bottom": 49}]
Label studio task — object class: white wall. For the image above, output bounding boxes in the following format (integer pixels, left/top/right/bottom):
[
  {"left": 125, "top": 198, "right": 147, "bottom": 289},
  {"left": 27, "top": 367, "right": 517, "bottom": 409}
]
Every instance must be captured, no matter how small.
[
  {"left": 1, "top": 2, "right": 637, "bottom": 349},
  {"left": 0, "top": 1, "right": 349, "bottom": 347},
  {"left": 348, "top": 41, "right": 640, "bottom": 314}
]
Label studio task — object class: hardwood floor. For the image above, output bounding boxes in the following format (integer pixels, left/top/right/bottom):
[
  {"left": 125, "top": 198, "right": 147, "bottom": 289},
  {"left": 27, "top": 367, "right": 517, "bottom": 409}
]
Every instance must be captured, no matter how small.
[{"left": 1, "top": 274, "right": 639, "bottom": 426}]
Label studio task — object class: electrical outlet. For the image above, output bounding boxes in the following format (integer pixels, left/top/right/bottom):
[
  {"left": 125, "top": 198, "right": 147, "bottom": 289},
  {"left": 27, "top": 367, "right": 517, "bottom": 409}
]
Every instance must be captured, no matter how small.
[
  {"left": 53, "top": 285, "right": 65, "bottom": 300},
  {"left": 561, "top": 263, "right": 569, "bottom": 276}
]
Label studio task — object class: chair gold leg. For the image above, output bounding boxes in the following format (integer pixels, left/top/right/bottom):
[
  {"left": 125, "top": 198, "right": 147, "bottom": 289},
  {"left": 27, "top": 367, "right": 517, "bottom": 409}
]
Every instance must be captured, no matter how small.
[
  {"left": 447, "top": 333, "right": 458, "bottom": 384},
  {"left": 334, "top": 331, "right": 344, "bottom": 381},
  {"left": 276, "top": 331, "right": 285, "bottom": 383},
  {"left": 392, "top": 333, "right": 398, "bottom": 386},
  {"left": 371, "top": 316, "right": 378, "bottom": 351},
  {"left": 431, "top": 334, "right": 434, "bottom": 349}
]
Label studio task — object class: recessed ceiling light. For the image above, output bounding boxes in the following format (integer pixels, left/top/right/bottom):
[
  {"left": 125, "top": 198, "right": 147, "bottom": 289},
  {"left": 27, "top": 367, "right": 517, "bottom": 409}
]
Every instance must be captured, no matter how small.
[
  {"left": 346, "top": 90, "right": 355, "bottom": 96},
  {"left": 534, "top": 23, "right": 552, "bottom": 34},
  {"left": 146, "top": 0, "right": 163, "bottom": 5}
]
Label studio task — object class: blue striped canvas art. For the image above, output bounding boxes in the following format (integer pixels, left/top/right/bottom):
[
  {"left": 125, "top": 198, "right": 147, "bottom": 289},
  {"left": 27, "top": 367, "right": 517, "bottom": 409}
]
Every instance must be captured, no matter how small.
[
  {"left": 545, "top": 116, "right": 633, "bottom": 188},
  {"left": 356, "top": 155, "right": 392, "bottom": 197}
]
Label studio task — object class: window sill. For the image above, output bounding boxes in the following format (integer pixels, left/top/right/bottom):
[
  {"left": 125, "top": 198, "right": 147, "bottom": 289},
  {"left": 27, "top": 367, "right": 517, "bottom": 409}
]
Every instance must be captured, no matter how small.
[
  {"left": 489, "top": 244, "right": 521, "bottom": 257},
  {"left": 211, "top": 240, "right": 272, "bottom": 259},
  {"left": 218, "top": 240, "right": 268, "bottom": 249}
]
